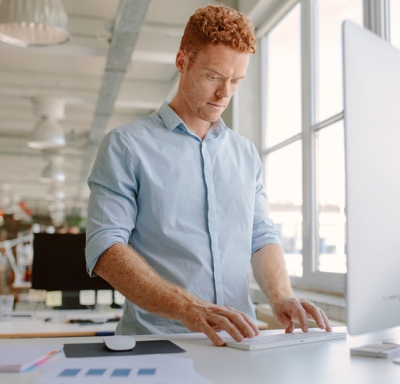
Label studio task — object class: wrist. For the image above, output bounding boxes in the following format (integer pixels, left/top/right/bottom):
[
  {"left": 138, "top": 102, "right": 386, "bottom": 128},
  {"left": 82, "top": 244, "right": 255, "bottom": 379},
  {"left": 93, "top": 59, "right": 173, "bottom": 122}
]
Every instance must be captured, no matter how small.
[
  {"left": 174, "top": 290, "right": 204, "bottom": 320},
  {"left": 157, "top": 283, "right": 202, "bottom": 321},
  {"left": 268, "top": 290, "right": 295, "bottom": 309}
]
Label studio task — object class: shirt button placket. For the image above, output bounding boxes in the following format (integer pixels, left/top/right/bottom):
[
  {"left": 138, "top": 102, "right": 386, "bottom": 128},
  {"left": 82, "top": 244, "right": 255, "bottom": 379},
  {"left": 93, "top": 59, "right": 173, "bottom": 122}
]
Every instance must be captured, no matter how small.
[{"left": 201, "top": 140, "right": 224, "bottom": 305}]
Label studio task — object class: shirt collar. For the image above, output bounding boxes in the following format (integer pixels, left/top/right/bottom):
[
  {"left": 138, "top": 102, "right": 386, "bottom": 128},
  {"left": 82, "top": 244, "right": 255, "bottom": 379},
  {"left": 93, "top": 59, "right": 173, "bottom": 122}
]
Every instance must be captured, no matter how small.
[
  {"left": 207, "top": 119, "right": 226, "bottom": 138},
  {"left": 158, "top": 100, "right": 184, "bottom": 132},
  {"left": 158, "top": 100, "right": 227, "bottom": 139}
]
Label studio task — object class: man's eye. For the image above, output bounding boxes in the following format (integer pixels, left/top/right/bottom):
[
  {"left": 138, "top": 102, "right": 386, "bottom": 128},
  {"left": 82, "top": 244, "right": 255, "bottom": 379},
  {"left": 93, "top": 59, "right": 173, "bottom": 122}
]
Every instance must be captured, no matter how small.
[{"left": 208, "top": 75, "right": 219, "bottom": 80}]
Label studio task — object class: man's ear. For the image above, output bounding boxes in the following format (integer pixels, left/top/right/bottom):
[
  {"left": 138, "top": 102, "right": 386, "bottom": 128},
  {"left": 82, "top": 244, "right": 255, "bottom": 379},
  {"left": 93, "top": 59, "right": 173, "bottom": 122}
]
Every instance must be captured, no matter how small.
[{"left": 175, "top": 50, "right": 188, "bottom": 74}]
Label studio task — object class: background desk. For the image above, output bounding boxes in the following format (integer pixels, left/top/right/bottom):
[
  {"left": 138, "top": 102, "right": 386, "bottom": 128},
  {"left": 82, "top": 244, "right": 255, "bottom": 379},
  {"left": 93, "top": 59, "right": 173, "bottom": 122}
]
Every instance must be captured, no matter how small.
[
  {"left": 0, "top": 326, "right": 400, "bottom": 383},
  {"left": 0, "top": 309, "right": 121, "bottom": 338}
]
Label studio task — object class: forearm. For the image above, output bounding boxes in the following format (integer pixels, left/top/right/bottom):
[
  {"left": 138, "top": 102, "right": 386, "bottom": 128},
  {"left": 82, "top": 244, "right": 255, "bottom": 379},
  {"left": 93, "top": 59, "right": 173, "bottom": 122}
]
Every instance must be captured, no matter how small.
[
  {"left": 93, "top": 242, "right": 200, "bottom": 321},
  {"left": 251, "top": 243, "right": 331, "bottom": 332},
  {"left": 94, "top": 242, "right": 259, "bottom": 344},
  {"left": 251, "top": 243, "right": 295, "bottom": 306}
]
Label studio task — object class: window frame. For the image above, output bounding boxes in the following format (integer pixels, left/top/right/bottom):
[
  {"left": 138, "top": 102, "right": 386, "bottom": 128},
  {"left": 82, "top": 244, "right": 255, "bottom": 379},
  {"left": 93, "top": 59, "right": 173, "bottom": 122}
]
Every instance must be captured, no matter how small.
[{"left": 259, "top": 0, "right": 392, "bottom": 294}]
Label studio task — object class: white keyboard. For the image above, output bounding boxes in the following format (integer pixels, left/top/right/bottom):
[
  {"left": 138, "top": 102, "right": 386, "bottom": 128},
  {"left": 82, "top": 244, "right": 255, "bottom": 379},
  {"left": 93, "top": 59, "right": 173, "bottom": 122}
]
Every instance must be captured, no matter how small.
[{"left": 225, "top": 330, "right": 347, "bottom": 351}]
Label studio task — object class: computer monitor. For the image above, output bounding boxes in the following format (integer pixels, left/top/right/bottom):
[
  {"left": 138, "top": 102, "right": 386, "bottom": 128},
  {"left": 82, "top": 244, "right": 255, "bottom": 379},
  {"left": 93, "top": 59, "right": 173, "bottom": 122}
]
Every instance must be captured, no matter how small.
[
  {"left": 31, "top": 233, "right": 113, "bottom": 308},
  {"left": 343, "top": 21, "right": 400, "bottom": 335}
]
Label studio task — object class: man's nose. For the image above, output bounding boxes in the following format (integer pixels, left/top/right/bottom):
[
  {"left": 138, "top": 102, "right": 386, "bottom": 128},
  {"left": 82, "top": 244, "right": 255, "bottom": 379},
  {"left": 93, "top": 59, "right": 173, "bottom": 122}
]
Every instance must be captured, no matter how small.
[{"left": 216, "top": 80, "right": 230, "bottom": 98}]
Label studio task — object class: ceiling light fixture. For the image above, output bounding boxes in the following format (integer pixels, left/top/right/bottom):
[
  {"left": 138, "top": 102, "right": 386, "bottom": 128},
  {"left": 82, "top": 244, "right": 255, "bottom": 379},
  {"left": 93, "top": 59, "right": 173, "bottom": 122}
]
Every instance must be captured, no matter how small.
[
  {"left": 0, "top": 0, "right": 70, "bottom": 47},
  {"left": 47, "top": 183, "right": 65, "bottom": 200},
  {"left": 28, "top": 96, "right": 66, "bottom": 149},
  {"left": 40, "top": 157, "right": 66, "bottom": 184},
  {"left": 28, "top": 117, "right": 65, "bottom": 149}
]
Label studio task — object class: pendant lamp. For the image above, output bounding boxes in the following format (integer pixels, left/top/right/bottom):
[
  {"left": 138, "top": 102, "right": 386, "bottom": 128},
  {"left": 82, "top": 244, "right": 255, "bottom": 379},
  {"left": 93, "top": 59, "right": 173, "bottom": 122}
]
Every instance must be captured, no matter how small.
[{"left": 0, "top": 0, "right": 70, "bottom": 47}]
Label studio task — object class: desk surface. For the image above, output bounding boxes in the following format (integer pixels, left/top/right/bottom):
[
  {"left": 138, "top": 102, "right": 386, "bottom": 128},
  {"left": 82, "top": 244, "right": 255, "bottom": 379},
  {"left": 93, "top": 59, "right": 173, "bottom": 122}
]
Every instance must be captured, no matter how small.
[
  {"left": 0, "top": 309, "right": 121, "bottom": 338},
  {"left": 0, "top": 326, "right": 400, "bottom": 383}
]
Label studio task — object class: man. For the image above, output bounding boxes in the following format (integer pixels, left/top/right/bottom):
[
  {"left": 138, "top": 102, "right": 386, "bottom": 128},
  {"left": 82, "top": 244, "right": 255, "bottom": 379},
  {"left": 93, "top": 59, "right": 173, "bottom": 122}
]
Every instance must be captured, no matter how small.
[{"left": 86, "top": 4, "right": 331, "bottom": 347}]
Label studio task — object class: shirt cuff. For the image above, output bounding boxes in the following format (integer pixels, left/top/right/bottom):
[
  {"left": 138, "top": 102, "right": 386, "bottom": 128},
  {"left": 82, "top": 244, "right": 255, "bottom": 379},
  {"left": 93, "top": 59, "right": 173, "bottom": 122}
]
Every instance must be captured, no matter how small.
[{"left": 85, "top": 231, "right": 129, "bottom": 277}]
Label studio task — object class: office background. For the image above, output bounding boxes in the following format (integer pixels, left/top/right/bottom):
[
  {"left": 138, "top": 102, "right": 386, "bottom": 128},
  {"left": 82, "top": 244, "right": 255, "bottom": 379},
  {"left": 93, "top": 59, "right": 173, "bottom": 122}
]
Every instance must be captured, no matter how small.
[{"left": 0, "top": 0, "right": 399, "bottom": 320}]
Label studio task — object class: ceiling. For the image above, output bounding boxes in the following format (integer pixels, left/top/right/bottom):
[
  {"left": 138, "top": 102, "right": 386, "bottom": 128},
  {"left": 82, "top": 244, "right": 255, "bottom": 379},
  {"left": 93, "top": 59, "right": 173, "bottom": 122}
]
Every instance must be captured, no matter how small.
[{"left": 0, "top": 0, "right": 281, "bottom": 222}]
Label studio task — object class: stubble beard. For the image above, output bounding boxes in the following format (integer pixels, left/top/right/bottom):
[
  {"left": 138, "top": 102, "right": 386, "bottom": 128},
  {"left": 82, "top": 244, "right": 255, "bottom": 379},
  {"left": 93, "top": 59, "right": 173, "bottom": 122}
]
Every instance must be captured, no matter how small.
[{"left": 182, "top": 89, "right": 222, "bottom": 123}]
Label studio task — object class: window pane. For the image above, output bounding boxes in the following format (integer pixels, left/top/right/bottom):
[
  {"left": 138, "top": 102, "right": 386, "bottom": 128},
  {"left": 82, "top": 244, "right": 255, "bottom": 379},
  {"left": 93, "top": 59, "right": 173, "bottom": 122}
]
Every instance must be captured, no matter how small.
[
  {"left": 265, "top": 4, "right": 301, "bottom": 148},
  {"left": 316, "top": 121, "right": 346, "bottom": 273},
  {"left": 316, "top": 0, "right": 362, "bottom": 122},
  {"left": 265, "top": 141, "right": 302, "bottom": 277},
  {"left": 391, "top": 0, "right": 400, "bottom": 49}
]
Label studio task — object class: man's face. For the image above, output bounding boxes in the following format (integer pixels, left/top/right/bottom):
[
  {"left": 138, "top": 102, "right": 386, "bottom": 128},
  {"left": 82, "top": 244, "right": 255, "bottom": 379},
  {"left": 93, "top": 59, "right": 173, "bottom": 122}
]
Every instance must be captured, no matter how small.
[{"left": 177, "top": 43, "right": 250, "bottom": 123}]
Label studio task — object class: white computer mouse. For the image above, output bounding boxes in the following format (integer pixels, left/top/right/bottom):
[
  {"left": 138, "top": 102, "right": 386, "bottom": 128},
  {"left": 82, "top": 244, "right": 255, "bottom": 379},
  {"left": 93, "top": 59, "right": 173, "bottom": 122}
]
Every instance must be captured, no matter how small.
[{"left": 103, "top": 335, "right": 136, "bottom": 351}]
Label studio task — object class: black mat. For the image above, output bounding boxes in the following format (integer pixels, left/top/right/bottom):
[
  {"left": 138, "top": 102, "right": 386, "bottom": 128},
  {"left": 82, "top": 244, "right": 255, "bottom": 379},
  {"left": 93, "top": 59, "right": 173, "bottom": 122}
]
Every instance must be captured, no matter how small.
[{"left": 63, "top": 340, "right": 186, "bottom": 358}]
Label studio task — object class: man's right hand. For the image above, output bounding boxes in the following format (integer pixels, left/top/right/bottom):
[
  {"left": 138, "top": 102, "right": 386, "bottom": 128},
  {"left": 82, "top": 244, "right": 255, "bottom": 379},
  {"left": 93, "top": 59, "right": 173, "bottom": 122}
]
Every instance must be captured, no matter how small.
[
  {"left": 94, "top": 243, "right": 258, "bottom": 347},
  {"left": 179, "top": 301, "right": 259, "bottom": 346}
]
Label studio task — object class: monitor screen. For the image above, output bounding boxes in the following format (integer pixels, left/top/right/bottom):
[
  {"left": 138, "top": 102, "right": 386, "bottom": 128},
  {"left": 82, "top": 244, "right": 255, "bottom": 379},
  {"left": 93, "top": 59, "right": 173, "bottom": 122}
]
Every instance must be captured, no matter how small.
[
  {"left": 343, "top": 21, "right": 400, "bottom": 335},
  {"left": 31, "top": 233, "right": 112, "bottom": 291}
]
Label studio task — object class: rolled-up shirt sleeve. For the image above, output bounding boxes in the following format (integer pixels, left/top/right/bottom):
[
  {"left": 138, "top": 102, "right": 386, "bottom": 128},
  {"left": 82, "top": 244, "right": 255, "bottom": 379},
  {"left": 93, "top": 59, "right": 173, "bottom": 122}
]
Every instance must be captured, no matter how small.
[
  {"left": 251, "top": 153, "right": 281, "bottom": 255},
  {"left": 85, "top": 129, "right": 138, "bottom": 276}
]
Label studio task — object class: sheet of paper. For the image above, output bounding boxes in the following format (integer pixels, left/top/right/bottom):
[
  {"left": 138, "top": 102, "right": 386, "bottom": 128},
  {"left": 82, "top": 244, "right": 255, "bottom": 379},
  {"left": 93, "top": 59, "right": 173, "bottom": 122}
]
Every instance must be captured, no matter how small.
[
  {"left": 32, "top": 354, "right": 213, "bottom": 384},
  {"left": 0, "top": 344, "right": 63, "bottom": 372}
]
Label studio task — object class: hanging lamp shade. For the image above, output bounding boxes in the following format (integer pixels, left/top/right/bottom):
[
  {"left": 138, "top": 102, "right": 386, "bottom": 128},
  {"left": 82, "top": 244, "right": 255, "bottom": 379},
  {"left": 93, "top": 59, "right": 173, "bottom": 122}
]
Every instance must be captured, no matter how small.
[
  {"left": 0, "top": 0, "right": 70, "bottom": 47},
  {"left": 28, "top": 116, "right": 65, "bottom": 149},
  {"left": 47, "top": 183, "right": 65, "bottom": 200},
  {"left": 40, "top": 160, "right": 66, "bottom": 183}
]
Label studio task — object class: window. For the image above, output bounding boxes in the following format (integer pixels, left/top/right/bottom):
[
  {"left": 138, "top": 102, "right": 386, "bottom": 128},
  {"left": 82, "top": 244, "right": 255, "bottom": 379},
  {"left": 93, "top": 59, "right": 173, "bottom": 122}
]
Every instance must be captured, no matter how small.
[
  {"left": 316, "top": 0, "right": 362, "bottom": 121},
  {"left": 266, "top": 141, "right": 303, "bottom": 277},
  {"left": 261, "top": 0, "right": 367, "bottom": 293},
  {"left": 263, "top": 4, "right": 303, "bottom": 278},
  {"left": 390, "top": 0, "right": 400, "bottom": 49},
  {"left": 314, "top": 0, "right": 362, "bottom": 277},
  {"left": 265, "top": 5, "right": 302, "bottom": 148},
  {"left": 316, "top": 120, "right": 346, "bottom": 274}
]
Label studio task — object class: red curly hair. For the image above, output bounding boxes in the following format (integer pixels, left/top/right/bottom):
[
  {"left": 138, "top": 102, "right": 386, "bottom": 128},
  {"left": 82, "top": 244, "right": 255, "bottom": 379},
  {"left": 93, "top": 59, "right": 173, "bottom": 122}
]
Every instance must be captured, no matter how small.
[{"left": 180, "top": 4, "right": 257, "bottom": 62}]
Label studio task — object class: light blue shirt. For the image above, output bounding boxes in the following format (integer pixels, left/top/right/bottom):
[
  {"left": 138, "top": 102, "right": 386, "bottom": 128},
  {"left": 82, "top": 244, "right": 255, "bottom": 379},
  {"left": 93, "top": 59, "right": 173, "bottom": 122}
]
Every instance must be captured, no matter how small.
[{"left": 86, "top": 100, "right": 280, "bottom": 335}]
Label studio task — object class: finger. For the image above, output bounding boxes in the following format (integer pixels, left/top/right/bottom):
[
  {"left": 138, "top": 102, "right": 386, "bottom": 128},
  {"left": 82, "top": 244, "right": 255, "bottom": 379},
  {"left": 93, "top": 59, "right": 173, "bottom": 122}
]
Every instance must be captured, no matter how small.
[
  {"left": 284, "top": 318, "right": 295, "bottom": 333},
  {"left": 224, "top": 307, "right": 259, "bottom": 337},
  {"left": 199, "top": 322, "right": 225, "bottom": 347},
  {"left": 290, "top": 302, "right": 309, "bottom": 332},
  {"left": 209, "top": 315, "right": 245, "bottom": 342},
  {"left": 300, "top": 300, "right": 325, "bottom": 330},
  {"left": 275, "top": 312, "right": 294, "bottom": 333},
  {"left": 300, "top": 300, "right": 332, "bottom": 331},
  {"left": 319, "top": 309, "right": 332, "bottom": 332},
  {"left": 239, "top": 311, "right": 260, "bottom": 336}
]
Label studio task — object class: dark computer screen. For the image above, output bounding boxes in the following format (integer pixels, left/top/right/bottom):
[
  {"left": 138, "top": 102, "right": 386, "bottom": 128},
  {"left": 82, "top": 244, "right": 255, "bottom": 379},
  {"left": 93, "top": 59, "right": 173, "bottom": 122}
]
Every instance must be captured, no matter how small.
[{"left": 31, "top": 233, "right": 112, "bottom": 291}]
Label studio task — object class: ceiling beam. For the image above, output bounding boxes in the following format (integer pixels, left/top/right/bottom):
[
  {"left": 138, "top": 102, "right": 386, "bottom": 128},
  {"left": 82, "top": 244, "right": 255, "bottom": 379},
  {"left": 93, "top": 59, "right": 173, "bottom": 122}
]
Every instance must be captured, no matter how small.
[
  {"left": 75, "top": 0, "right": 152, "bottom": 200},
  {"left": 68, "top": 15, "right": 184, "bottom": 40}
]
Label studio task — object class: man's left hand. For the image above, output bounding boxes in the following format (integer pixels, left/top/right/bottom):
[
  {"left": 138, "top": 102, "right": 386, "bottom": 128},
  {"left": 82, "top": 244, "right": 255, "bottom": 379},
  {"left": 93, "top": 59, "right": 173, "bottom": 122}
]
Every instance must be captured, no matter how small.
[{"left": 271, "top": 297, "right": 332, "bottom": 333}]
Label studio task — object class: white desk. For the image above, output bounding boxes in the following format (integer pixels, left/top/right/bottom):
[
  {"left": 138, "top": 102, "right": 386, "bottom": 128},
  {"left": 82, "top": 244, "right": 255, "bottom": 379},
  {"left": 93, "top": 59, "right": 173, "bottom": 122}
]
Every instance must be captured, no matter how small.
[
  {"left": 0, "top": 309, "right": 121, "bottom": 338},
  {"left": 0, "top": 326, "right": 400, "bottom": 383}
]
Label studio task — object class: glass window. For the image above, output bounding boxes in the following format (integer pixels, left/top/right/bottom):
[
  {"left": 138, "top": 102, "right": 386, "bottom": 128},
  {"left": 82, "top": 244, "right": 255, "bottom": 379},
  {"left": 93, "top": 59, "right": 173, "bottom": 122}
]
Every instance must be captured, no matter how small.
[
  {"left": 316, "top": 0, "right": 362, "bottom": 122},
  {"left": 390, "top": 0, "right": 400, "bottom": 49},
  {"left": 316, "top": 121, "right": 346, "bottom": 274},
  {"left": 265, "top": 141, "right": 302, "bottom": 277},
  {"left": 265, "top": 4, "right": 301, "bottom": 148},
  {"left": 261, "top": 0, "right": 368, "bottom": 293}
]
